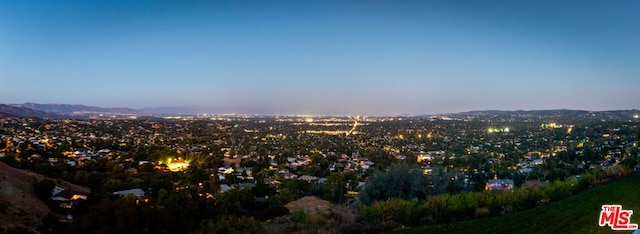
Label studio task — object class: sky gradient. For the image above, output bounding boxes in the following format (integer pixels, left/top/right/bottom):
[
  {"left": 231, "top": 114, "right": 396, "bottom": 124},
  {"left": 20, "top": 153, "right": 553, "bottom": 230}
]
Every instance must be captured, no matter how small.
[{"left": 1, "top": 0, "right": 639, "bottom": 116}]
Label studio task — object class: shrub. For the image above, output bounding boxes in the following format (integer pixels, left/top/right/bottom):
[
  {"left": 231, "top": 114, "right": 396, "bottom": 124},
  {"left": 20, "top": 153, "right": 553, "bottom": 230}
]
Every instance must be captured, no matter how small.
[
  {"left": 196, "top": 216, "right": 265, "bottom": 234},
  {"left": 254, "top": 206, "right": 289, "bottom": 221},
  {"left": 474, "top": 207, "right": 490, "bottom": 218}
]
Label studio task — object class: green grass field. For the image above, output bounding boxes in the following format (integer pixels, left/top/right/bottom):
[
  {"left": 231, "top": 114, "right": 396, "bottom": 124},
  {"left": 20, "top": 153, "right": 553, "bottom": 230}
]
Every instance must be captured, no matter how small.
[{"left": 392, "top": 175, "right": 640, "bottom": 234}]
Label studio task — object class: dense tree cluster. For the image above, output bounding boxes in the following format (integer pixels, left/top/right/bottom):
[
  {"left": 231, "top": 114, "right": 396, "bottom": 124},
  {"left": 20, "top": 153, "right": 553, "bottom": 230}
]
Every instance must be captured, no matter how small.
[
  {"left": 359, "top": 164, "right": 459, "bottom": 205},
  {"left": 356, "top": 164, "right": 636, "bottom": 232}
]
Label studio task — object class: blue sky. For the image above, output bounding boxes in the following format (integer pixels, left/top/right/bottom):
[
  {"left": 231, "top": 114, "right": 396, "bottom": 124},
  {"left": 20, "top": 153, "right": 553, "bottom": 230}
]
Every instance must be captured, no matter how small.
[{"left": 1, "top": 0, "right": 638, "bottom": 115}]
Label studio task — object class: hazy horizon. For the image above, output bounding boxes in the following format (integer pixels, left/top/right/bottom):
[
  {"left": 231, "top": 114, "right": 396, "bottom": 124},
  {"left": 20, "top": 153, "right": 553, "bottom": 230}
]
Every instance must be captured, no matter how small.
[
  {"left": 2, "top": 1, "right": 639, "bottom": 116},
  {"left": 7, "top": 101, "right": 640, "bottom": 117}
]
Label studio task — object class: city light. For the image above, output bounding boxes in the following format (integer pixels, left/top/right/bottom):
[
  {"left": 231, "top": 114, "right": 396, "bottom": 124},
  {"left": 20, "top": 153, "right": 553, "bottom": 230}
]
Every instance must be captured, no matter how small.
[
  {"left": 488, "top": 127, "right": 510, "bottom": 133},
  {"left": 167, "top": 161, "right": 190, "bottom": 172},
  {"left": 159, "top": 158, "right": 191, "bottom": 172}
]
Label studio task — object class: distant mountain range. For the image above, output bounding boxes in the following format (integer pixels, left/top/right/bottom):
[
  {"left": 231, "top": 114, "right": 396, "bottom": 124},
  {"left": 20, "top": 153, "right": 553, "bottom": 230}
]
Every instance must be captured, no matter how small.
[
  {"left": 0, "top": 103, "right": 206, "bottom": 118},
  {"left": 0, "top": 103, "right": 638, "bottom": 119},
  {"left": 456, "top": 109, "right": 638, "bottom": 116},
  {"left": 11, "top": 103, "right": 140, "bottom": 116},
  {"left": 457, "top": 109, "right": 588, "bottom": 115},
  {"left": 0, "top": 104, "right": 65, "bottom": 119},
  {"left": 445, "top": 109, "right": 640, "bottom": 122}
]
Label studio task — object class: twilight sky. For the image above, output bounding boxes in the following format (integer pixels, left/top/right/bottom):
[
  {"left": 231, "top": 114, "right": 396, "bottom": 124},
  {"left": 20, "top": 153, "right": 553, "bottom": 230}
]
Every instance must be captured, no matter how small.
[{"left": 1, "top": 1, "right": 638, "bottom": 116}]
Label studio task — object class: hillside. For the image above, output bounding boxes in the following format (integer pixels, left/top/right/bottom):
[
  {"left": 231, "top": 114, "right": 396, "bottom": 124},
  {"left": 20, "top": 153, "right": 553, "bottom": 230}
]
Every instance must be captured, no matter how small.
[
  {"left": 393, "top": 175, "right": 640, "bottom": 234},
  {"left": 0, "top": 161, "right": 90, "bottom": 231},
  {"left": 0, "top": 104, "right": 64, "bottom": 119},
  {"left": 0, "top": 112, "right": 16, "bottom": 118}
]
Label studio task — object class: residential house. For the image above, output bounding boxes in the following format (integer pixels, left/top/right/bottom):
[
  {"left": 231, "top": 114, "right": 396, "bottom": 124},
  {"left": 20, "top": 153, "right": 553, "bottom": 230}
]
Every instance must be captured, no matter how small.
[
  {"left": 113, "top": 188, "right": 145, "bottom": 197},
  {"left": 486, "top": 178, "right": 514, "bottom": 191}
]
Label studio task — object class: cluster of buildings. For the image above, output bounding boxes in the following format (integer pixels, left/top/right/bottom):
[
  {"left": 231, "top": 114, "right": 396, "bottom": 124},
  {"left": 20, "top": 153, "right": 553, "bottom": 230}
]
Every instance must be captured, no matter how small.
[{"left": 1, "top": 111, "right": 639, "bottom": 204}]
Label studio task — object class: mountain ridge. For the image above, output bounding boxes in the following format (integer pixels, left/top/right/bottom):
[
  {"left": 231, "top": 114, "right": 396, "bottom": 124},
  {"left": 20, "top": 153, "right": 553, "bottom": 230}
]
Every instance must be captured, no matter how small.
[
  {"left": 1, "top": 103, "right": 639, "bottom": 118},
  {"left": 0, "top": 104, "right": 65, "bottom": 119},
  {"left": 10, "top": 103, "right": 140, "bottom": 115}
]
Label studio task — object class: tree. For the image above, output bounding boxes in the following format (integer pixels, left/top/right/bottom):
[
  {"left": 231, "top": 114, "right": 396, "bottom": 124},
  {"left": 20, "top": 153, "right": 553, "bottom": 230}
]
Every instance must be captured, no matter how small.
[
  {"left": 359, "top": 163, "right": 431, "bottom": 205},
  {"left": 322, "top": 171, "right": 357, "bottom": 203},
  {"left": 253, "top": 176, "right": 268, "bottom": 197},
  {"left": 33, "top": 178, "right": 56, "bottom": 201},
  {"left": 210, "top": 173, "right": 220, "bottom": 197}
]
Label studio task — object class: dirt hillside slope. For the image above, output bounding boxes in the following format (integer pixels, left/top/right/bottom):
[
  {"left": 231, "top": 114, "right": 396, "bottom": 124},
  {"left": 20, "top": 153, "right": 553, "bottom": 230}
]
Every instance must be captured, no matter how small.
[{"left": 0, "top": 161, "right": 90, "bottom": 230}]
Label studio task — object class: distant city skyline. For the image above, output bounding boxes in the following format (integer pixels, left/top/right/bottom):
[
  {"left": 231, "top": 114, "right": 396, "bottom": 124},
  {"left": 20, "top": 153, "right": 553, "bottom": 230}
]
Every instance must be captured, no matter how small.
[{"left": 1, "top": 1, "right": 639, "bottom": 116}]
